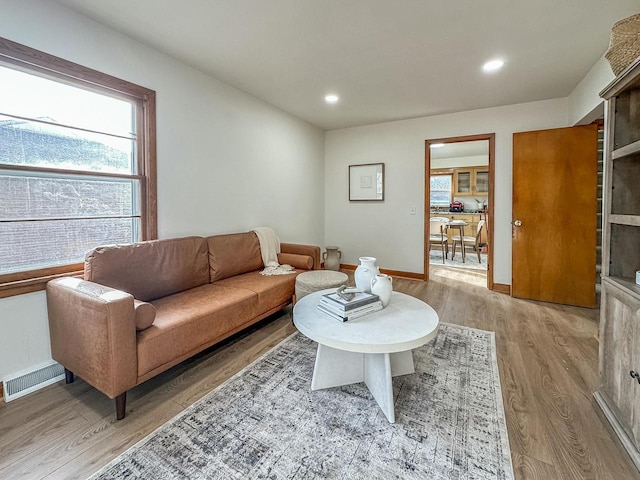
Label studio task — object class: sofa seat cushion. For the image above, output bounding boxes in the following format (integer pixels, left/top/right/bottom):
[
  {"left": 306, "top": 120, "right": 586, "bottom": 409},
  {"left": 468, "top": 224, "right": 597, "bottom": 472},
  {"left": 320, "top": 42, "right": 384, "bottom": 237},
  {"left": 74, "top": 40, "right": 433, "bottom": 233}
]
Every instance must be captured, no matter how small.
[
  {"left": 214, "top": 270, "right": 298, "bottom": 314},
  {"left": 137, "top": 284, "right": 258, "bottom": 377}
]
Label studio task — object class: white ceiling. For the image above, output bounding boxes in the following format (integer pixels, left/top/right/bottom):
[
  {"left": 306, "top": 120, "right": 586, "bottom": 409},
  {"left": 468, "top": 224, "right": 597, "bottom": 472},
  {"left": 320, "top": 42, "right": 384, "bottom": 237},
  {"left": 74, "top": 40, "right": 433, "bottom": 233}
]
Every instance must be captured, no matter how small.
[
  {"left": 55, "top": 0, "right": 640, "bottom": 130},
  {"left": 431, "top": 140, "right": 488, "bottom": 160}
]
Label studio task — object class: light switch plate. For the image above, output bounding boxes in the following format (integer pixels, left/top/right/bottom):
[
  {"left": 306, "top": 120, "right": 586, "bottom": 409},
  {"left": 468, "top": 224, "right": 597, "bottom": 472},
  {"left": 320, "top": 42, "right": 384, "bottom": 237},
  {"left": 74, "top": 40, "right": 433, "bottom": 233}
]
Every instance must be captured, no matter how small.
[{"left": 409, "top": 206, "right": 416, "bottom": 215}]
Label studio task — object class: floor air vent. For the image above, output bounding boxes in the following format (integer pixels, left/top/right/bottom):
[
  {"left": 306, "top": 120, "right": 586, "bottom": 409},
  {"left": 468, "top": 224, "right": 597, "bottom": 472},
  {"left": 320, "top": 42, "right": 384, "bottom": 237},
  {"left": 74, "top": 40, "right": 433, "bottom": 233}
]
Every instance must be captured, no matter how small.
[{"left": 3, "top": 361, "right": 65, "bottom": 402}]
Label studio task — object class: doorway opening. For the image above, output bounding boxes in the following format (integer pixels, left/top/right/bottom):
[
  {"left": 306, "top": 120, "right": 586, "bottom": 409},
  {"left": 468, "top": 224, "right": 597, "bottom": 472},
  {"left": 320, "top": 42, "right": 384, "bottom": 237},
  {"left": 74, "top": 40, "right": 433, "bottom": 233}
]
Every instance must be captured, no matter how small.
[{"left": 424, "top": 133, "right": 495, "bottom": 289}]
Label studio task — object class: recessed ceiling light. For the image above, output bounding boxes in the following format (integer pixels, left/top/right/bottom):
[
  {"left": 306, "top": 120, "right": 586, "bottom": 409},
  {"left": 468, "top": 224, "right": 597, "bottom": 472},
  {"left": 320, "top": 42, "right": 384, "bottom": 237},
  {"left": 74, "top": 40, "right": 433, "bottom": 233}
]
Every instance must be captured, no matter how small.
[
  {"left": 430, "top": 143, "right": 445, "bottom": 148},
  {"left": 325, "top": 94, "right": 339, "bottom": 104},
  {"left": 482, "top": 59, "right": 504, "bottom": 72}
]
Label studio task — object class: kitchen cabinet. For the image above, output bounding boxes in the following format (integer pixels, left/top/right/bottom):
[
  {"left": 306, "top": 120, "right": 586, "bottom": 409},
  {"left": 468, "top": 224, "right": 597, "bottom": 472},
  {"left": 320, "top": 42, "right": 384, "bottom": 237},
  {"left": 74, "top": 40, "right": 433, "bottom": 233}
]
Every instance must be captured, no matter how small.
[
  {"left": 598, "top": 281, "right": 640, "bottom": 445},
  {"left": 474, "top": 168, "right": 489, "bottom": 194},
  {"left": 595, "top": 56, "right": 640, "bottom": 470},
  {"left": 453, "top": 169, "right": 473, "bottom": 195},
  {"left": 453, "top": 168, "right": 489, "bottom": 196}
]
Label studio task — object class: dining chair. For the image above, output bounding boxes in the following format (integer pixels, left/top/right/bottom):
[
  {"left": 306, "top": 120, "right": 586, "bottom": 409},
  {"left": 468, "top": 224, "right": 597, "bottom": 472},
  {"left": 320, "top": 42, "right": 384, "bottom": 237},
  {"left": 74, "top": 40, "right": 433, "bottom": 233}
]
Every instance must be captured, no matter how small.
[
  {"left": 429, "top": 218, "right": 449, "bottom": 263},
  {"left": 451, "top": 219, "right": 485, "bottom": 263}
]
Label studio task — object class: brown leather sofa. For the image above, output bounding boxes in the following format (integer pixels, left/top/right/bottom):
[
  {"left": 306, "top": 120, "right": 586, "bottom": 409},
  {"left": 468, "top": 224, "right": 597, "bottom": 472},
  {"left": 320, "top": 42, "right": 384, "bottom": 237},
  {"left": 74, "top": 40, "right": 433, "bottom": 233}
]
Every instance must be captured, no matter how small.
[{"left": 46, "top": 232, "right": 320, "bottom": 420}]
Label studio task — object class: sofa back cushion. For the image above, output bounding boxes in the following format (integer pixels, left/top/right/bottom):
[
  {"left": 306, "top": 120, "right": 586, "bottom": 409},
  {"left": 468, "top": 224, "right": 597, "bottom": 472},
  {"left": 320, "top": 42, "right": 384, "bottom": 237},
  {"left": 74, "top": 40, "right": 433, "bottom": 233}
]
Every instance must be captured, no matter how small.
[
  {"left": 207, "top": 232, "right": 263, "bottom": 282},
  {"left": 84, "top": 236, "right": 210, "bottom": 301}
]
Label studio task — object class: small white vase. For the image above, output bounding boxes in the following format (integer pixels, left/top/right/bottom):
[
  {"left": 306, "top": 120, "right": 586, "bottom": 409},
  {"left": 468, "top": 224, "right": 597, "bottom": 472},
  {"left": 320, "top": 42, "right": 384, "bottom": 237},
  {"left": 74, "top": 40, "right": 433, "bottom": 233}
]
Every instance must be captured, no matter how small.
[
  {"left": 354, "top": 256, "right": 380, "bottom": 293},
  {"left": 371, "top": 274, "right": 393, "bottom": 307}
]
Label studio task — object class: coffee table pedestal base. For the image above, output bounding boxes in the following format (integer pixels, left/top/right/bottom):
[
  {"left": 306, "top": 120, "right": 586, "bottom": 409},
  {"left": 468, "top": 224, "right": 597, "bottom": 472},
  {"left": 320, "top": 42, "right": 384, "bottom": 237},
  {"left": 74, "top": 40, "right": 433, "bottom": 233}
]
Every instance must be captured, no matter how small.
[{"left": 310, "top": 344, "right": 415, "bottom": 423}]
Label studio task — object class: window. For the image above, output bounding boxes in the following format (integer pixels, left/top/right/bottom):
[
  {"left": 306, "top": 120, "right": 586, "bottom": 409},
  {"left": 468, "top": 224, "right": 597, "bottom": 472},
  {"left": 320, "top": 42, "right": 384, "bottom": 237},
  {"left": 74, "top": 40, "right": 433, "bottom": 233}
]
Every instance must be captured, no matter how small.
[
  {"left": 0, "top": 37, "right": 156, "bottom": 298},
  {"left": 430, "top": 174, "right": 453, "bottom": 207}
]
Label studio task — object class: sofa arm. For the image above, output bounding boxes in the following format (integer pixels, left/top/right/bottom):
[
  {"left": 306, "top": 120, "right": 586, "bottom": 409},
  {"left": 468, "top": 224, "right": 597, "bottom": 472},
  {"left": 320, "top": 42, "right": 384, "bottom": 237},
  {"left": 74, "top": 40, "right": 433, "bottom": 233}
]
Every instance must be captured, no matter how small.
[
  {"left": 280, "top": 243, "right": 322, "bottom": 270},
  {"left": 46, "top": 277, "right": 137, "bottom": 399}
]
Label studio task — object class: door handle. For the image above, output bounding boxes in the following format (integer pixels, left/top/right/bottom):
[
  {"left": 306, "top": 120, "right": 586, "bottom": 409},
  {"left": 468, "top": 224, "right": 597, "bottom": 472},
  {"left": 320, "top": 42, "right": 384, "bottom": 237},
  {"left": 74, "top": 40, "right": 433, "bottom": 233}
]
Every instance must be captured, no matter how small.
[{"left": 513, "top": 220, "right": 522, "bottom": 227}]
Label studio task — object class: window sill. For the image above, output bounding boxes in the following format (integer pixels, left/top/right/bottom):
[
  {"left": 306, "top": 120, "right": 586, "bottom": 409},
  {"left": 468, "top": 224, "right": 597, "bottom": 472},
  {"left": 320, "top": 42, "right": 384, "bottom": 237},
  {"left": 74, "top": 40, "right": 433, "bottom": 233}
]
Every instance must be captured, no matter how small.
[{"left": 0, "top": 266, "right": 84, "bottom": 299}]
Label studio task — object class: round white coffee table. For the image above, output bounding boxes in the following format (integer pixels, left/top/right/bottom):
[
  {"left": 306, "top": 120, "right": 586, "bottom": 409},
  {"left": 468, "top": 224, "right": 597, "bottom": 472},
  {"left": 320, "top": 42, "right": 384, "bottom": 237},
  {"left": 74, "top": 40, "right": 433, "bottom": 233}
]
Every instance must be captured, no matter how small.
[{"left": 293, "top": 289, "right": 439, "bottom": 423}]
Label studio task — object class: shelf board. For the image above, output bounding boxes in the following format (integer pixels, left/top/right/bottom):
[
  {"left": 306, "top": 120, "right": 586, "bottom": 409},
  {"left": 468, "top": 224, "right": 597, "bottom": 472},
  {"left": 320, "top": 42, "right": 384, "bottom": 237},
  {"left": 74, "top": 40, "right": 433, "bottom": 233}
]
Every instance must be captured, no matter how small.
[
  {"left": 613, "top": 139, "right": 640, "bottom": 160},
  {"left": 609, "top": 214, "right": 640, "bottom": 226},
  {"left": 603, "top": 276, "right": 640, "bottom": 302}
]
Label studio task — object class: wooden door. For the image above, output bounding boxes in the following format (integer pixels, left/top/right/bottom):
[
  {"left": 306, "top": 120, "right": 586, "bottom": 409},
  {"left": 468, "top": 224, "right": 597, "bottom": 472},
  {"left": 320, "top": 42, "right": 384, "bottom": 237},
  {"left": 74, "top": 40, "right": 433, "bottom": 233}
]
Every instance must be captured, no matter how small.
[{"left": 512, "top": 125, "right": 597, "bottom": 307}]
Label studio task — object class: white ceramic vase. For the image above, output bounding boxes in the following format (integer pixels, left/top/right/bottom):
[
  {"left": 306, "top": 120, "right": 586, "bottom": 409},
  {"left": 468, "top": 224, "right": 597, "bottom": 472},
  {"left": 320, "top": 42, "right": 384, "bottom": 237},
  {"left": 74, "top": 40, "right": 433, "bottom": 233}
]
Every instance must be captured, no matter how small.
[
  {"left": 371, "top": 274, "right": 393, "bottom": 307},
  {"left": 354, "top": 256, "right": 380, "bottom": 293}
]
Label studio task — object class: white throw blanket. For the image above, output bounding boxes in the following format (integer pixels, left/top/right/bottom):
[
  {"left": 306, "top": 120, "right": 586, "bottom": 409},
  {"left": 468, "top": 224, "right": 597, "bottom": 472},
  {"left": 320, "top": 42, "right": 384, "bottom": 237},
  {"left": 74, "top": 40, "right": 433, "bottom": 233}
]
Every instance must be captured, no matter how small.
[{"left": 252, "top": 227, "right": 295, "bottom": 276}]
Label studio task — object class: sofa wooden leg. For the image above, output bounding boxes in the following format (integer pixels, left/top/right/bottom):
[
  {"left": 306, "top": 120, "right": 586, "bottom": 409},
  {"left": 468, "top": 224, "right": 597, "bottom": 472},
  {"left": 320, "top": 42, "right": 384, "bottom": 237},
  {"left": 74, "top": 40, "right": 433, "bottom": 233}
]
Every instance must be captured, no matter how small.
[
  {"left": 64, "top": 368, "right": 75, "bottom": 384},
  {"left": 115, "top": 392, "right": 127, "bottom": 420}
]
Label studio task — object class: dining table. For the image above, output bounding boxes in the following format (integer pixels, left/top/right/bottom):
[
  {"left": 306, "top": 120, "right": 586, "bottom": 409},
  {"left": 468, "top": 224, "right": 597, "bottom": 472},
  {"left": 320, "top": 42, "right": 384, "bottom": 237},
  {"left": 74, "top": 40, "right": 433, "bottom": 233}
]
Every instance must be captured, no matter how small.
[{"left": 446, "top": 220, "right": 468, "bottom": 262}]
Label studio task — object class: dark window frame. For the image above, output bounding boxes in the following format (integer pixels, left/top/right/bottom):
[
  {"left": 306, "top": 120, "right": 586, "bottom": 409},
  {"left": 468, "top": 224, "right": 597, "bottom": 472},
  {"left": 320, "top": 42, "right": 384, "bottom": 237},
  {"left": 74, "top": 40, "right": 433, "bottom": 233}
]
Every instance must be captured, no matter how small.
[{"left": 0, "top": 37, "right": 157, "bottom": 299}]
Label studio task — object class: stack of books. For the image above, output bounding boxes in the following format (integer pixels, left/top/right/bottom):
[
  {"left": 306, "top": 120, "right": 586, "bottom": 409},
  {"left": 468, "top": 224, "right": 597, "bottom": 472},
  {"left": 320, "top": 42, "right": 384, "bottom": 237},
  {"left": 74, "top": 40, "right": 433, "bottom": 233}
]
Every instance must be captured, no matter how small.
[{"left": 317, "top": 291, "right": 383, "bottom": 322}]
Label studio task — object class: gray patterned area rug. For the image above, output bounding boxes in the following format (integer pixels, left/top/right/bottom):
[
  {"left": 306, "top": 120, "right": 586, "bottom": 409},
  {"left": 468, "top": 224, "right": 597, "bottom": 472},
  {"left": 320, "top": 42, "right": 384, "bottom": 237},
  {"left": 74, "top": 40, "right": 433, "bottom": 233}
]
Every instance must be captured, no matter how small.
[
  {"left": 91, "top": 323, "right": 513, "bottom": 480},
  {"left": 429, "top": 250, "right": 488, "bottom": 271}
]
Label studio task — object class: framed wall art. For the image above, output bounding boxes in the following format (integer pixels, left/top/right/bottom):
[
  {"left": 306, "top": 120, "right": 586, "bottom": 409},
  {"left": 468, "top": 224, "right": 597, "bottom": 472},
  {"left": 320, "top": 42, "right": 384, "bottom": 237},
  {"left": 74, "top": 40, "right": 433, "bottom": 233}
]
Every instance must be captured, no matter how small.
[{"left": 349, "top": 163, "right": 384, "bottom": 201}]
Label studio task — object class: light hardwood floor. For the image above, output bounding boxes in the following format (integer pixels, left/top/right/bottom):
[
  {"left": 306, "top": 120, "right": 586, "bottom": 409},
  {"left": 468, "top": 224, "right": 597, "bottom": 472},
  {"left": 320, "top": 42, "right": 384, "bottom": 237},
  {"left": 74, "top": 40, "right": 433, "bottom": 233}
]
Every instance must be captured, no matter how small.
[{"left": 0, "top": 266, "right": 638, "bottom": 479}]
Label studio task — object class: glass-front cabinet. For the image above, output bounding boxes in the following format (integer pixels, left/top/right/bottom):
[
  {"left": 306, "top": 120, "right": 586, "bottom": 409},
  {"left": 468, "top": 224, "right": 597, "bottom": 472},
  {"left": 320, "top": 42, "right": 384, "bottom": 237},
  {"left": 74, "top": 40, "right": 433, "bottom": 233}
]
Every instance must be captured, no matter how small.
[
  {"left": 453, "top": 168, "right": 488, "bottom": 196},
  {"left": 474, "top": 169, "right": 489, "bottom": 194},
  {"left": 453, "top": 169, "right": 473, "bottom": 195}
]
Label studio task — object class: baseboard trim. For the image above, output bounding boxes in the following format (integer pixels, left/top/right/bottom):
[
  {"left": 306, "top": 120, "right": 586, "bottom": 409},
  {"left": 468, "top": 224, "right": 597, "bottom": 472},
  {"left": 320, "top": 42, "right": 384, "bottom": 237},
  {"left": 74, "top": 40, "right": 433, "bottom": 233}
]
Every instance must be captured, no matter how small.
[
  {"left": 339, "top": 264, "right": 425, "bottom": 281},
  {"left": 594, "top": 390, "right": 640, "bottom": 471},
  {"left": 492, "top": 283, "right": 511, "bottom": 295}
]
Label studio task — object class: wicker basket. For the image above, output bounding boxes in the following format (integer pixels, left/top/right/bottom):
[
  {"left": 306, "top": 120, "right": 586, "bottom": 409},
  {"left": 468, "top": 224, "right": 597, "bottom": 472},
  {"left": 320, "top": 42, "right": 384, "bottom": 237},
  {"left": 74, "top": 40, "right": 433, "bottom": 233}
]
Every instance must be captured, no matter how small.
[{"left": 605, "top": 13, "right": 640, "bottom": 76}]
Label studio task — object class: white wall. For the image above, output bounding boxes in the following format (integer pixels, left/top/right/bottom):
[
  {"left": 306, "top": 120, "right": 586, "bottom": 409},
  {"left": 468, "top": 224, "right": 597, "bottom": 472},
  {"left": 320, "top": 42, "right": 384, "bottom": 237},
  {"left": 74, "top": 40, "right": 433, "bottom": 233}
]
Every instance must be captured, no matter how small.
[
  {"left": 568, "top": 55, "right": 614, "bottom": 125},
  {"left": 0, "top": 0, "right": 324, "bottom": 379},
  {"left": 325, "top": 99, "right": 569, "bottom": 282},
  {"left": 431, "top": 154, "right": 488, "bottom": 170}
]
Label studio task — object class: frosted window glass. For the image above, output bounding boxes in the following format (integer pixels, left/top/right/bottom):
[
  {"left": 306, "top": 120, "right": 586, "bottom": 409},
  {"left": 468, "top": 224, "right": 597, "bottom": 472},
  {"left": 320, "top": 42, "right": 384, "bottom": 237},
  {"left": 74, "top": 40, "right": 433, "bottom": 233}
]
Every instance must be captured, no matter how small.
[
  {"left": 0, "top": 218, "right": 138, "bottom": 274},
  {"left": 0, "top": 65, "right": 133, "bottom": 138},
  {"left": 430, "top": 175, "right": 452, "bottom": 206},
  {"left": 0, "top": 115, "right": 134, "bottom": 174},
  {"left": 0, "top": 65, "right": 140, "bottom": 274}
]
